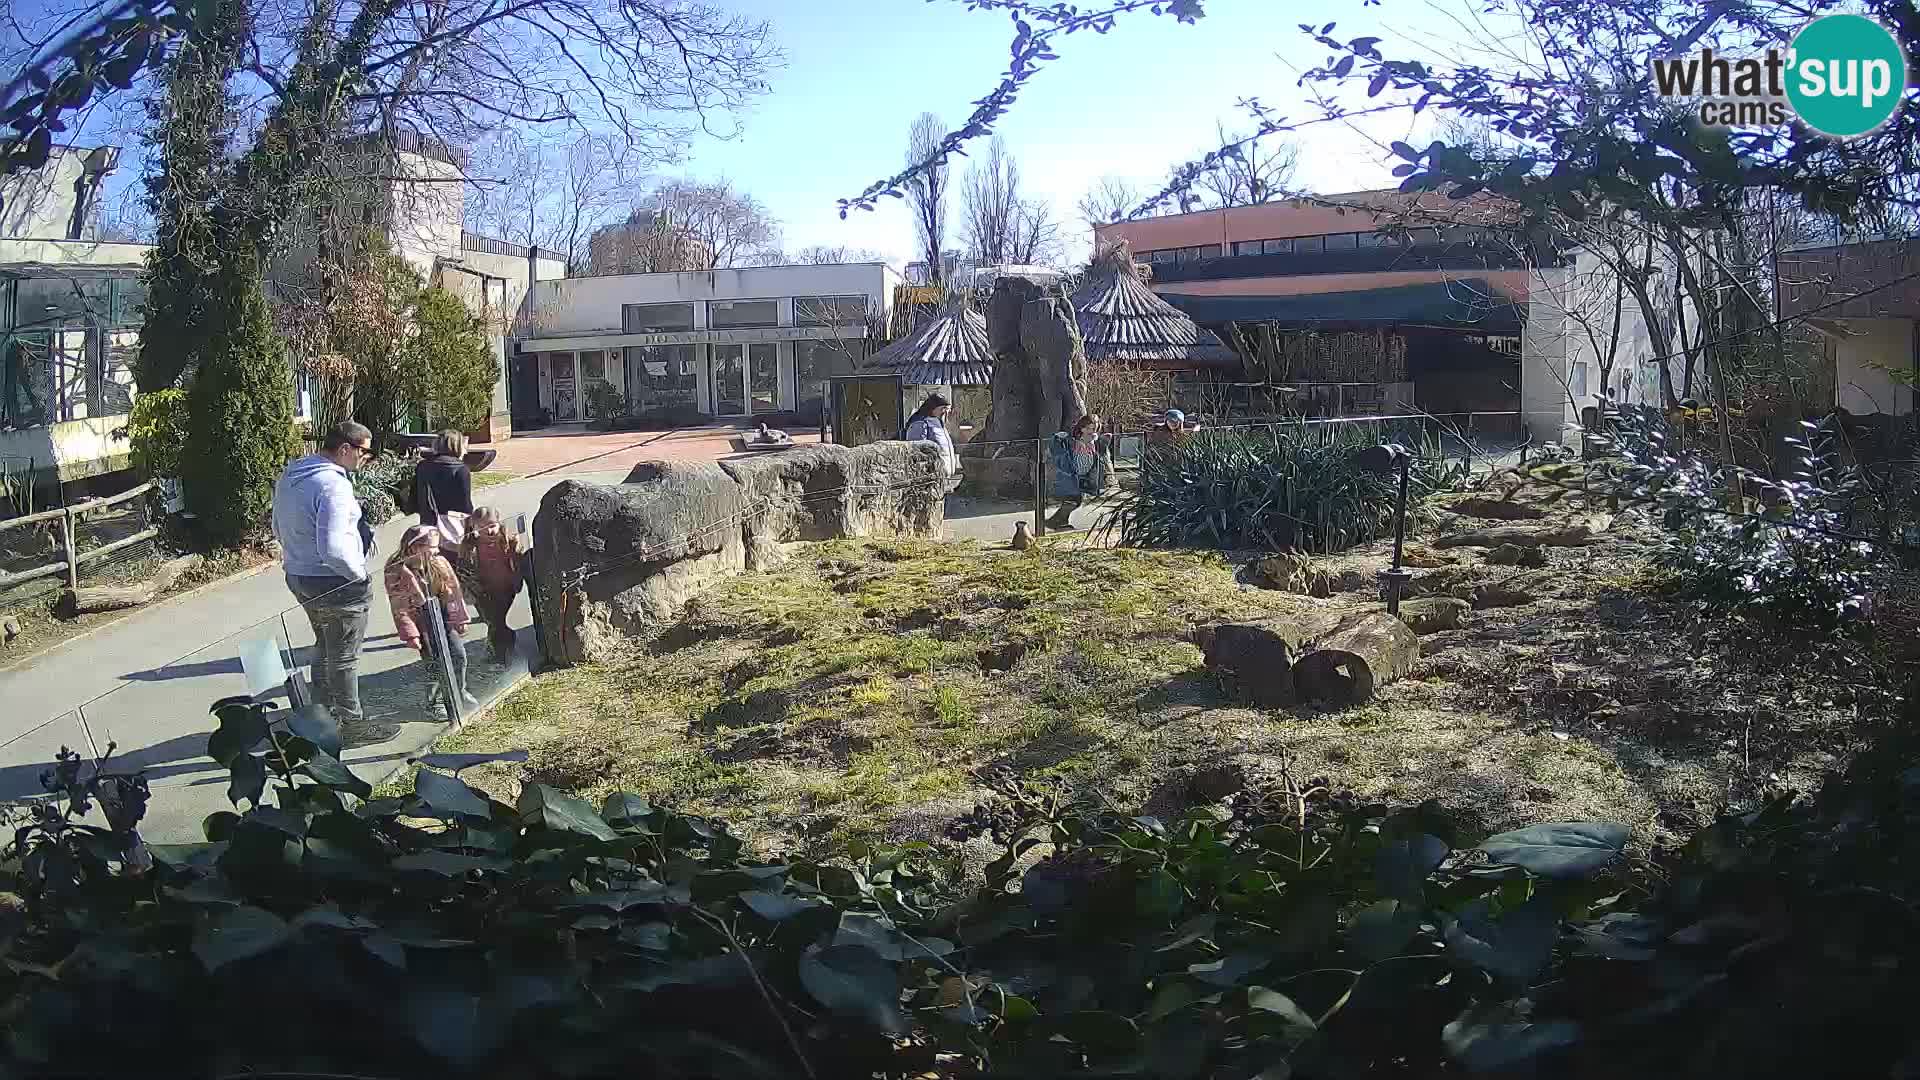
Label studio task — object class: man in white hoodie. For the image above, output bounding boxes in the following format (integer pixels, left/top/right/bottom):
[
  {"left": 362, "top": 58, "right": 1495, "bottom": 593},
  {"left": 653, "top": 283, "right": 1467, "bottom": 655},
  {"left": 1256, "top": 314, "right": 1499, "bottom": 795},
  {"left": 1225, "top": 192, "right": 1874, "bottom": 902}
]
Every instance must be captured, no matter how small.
[{"left": 273, "top": 421, "right": 376, "bottom": 725}]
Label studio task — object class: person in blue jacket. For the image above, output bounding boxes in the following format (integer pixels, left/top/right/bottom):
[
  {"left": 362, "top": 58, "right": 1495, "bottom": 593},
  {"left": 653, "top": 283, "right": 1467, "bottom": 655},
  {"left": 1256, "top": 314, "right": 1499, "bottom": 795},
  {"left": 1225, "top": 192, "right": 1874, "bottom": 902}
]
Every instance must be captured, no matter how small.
[
  {"left": 903, "top": 393, "right": 962, "bottom": 491},
  {"left": 1048, "top": 412, "right": 1107, "bottom": 529}
]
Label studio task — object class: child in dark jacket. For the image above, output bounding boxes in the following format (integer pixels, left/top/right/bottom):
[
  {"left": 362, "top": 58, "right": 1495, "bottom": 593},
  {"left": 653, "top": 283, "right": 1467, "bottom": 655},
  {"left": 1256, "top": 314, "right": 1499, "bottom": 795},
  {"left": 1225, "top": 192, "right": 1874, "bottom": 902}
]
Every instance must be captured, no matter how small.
[{"left": 385, "top": 525, "right": 477, "bottom": 710}]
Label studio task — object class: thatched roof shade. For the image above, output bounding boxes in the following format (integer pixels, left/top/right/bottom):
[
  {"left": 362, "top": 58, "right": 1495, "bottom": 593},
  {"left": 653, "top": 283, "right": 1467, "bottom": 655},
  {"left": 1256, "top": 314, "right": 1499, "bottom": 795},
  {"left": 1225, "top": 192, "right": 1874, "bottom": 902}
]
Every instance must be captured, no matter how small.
[
  {"left": 1070, "top": 242, "right": 1240, "bottom": 369},
  {"left": 862, "top": 303, "right": 994, "bottom": 386}
]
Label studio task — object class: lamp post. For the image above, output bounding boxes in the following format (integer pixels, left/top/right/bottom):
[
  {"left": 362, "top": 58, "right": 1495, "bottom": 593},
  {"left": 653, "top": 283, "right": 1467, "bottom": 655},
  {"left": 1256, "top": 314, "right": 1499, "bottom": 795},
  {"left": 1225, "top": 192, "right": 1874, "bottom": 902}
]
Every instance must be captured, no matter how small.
[{"left": 1357, "top": 442, "right": 1413, "bottom": 616}]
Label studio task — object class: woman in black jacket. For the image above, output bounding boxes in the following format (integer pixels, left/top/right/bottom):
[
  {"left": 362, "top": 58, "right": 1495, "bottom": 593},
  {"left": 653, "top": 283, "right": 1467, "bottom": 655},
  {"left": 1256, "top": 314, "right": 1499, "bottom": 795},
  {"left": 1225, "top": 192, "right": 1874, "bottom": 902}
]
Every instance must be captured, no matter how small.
[{"left": 415, "top": 429, "right": 474, "bottom": 527}]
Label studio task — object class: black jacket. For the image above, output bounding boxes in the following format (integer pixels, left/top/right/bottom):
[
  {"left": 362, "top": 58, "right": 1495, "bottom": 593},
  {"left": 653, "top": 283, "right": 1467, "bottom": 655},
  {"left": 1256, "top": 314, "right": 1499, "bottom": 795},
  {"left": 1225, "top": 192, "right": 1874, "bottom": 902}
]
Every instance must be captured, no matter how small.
[{"left": 415, "top": 454, "right": 473, "bottom": 524}]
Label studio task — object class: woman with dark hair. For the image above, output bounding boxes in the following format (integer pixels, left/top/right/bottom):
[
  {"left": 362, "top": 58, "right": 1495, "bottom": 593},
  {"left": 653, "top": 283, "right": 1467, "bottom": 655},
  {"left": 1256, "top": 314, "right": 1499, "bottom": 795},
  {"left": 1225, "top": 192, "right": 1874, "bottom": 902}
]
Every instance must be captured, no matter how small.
[
  {"left": 903, "top": 393, "right": 962, "bottom": 490},
  {"left": 1049, "top": 412, "right": 1108, "bottom": 529}
]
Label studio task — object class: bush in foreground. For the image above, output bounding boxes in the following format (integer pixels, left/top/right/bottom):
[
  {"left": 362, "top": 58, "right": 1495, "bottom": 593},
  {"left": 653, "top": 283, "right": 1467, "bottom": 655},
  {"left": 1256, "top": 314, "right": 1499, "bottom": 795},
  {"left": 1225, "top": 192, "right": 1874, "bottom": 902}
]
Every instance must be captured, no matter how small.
[{"left": 2, "top": 691, "right": 1916, "bottom": 1077}]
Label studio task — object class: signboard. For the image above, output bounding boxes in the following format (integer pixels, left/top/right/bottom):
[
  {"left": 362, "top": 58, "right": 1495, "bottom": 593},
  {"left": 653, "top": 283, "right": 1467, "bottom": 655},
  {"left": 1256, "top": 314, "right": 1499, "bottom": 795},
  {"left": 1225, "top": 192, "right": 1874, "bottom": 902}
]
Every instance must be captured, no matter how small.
[{"left": 829, "top": 375, "right": 905, "bottom": 449}]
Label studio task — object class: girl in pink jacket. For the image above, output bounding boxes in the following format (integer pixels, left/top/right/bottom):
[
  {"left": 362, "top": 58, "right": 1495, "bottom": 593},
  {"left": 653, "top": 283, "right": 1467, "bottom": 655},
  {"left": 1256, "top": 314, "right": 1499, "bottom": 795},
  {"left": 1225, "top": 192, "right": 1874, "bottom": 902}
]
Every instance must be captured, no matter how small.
[{"left": 385, "top": 525, "right": 477, "bottom": 710}]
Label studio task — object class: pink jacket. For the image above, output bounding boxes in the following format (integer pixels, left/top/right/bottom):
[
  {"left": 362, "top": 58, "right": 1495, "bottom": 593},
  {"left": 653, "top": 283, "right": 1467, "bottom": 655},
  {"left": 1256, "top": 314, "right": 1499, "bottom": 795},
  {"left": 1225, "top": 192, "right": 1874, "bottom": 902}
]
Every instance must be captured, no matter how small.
[{"left": 384, "top": 553, "right": 470, "bottom": 647}]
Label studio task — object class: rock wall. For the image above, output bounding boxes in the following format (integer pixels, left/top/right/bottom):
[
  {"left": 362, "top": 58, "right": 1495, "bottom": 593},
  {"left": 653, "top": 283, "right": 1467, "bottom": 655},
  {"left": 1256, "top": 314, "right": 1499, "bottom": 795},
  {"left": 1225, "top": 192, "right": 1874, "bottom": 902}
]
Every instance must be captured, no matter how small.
[
  {"left": 533, "top": 441, "right": 945, "bottom": 665},
  {"left": 963, "top": 275, "right": 1090, "bottom": 498}
]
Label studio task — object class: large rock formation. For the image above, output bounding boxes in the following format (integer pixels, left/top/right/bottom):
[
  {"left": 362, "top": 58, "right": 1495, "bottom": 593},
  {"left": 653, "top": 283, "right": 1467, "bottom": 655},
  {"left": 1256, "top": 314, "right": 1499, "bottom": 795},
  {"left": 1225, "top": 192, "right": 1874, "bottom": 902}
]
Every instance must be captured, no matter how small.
[
  {"left": 962, "top": 275, "right": 1090, "bottom": 498},
  {"left": 533, "top": 442, "right": 944, "bottom": 664}
]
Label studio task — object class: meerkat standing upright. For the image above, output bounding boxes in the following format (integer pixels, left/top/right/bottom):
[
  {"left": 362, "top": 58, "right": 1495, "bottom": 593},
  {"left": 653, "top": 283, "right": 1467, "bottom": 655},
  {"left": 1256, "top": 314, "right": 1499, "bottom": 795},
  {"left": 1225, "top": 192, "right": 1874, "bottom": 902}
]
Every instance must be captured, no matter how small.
[{"left": 1011, "top": 521, "right": 1034, "bottom": 550}]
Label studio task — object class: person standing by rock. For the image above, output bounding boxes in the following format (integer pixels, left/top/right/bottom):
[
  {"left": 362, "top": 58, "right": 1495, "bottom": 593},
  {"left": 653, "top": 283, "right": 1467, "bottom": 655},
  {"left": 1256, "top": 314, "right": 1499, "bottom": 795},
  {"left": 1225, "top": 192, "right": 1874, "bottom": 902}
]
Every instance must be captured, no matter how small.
[
  {"left": 462, "top": 506, "right": 525, "bottom": 662},
  {"left": 903, "top": 393, "right": 962, "bottom": 492},
  {"left": 385, "top": 525, "right": 478, "bottom": 711},
  {"left": 273, "top": 421, "right": 376, "bottom": 726}
]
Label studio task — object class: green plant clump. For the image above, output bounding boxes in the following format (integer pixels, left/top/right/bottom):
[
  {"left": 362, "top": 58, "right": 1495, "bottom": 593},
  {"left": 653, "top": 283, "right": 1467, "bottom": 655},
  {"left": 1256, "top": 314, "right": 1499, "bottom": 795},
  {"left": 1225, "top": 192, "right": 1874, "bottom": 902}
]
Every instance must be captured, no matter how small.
[
  {"left": 180, "top": 270, "right": 296, "bottom": 545},
  {"left": 415, "top": 285, "right": 501, "bottom": 431},
  {"left": 126, "top": 387, "right": 189, "bottom": 479},
  {"left": 1108, "top": 423, "right": 1462, "bottom": 552},
  {"left": 4, "top": 687, "right": 1917, "bottom": 1078},
  {"left": 1606, "top": 407, "right": 1882, "bottom": 631}
]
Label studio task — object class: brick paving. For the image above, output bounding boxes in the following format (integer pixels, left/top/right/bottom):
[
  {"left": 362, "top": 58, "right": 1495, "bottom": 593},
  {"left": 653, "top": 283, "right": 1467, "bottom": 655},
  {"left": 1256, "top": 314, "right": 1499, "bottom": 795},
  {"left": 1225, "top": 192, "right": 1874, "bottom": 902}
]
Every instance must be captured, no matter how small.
[{"left": 488, "top": 424, "right": 824, "bottom": 479}]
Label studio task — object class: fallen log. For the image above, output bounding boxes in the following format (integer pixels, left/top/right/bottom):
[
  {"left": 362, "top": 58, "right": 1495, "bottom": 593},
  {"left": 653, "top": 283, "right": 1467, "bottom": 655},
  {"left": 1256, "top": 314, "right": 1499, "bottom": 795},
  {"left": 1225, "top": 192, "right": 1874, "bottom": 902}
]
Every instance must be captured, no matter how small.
[
  {"left": 1192, "top": 613, "right": 1341, "bottom": 707},
  {"left": 1446, "top": 496, "right": 1548, "bottom": 521},
  {"left": 1432, "top": 516, "right": 1610, "bottom": 550},
  {"left": 62, "top": 554, "right": 201, "bottom": 616},
  {"left": 1293, "top": 612, "right": 1421, "bottom": 707}
]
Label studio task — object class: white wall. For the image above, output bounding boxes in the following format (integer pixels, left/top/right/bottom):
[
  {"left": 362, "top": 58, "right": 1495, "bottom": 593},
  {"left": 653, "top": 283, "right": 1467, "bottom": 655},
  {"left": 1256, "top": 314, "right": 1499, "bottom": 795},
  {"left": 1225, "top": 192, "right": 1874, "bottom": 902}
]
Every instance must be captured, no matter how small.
[
  {"left": 0, "top": 148, "right": 98, "bottom": 240},
  {"left": 390, "top": 149, "right": 465, "bottom": 280},
  {"left": 1833, "top": 317, "right": 1916, "bottom": 415},
  {"left": 1520, "top": 278, "right": 1577, "bottom": 444},
  {"left": 526, "top": 263, "right": 898, "bottom": 336},
  {"left": 0, "top": 238, "right": 152, "bottom": 266},
  {"left": 1524, "top": 248, "right": 1670, "bottom": 427}
]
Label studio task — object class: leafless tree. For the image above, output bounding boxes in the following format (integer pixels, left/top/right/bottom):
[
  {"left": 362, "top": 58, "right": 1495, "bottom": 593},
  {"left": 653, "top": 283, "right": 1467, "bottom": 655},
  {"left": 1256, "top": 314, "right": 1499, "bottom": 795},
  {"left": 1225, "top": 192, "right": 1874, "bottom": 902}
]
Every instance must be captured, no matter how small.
[
  {"left": 789, "top": 244, "right": 888, "bottom": 264},
  {"left": 1195, "top": 121, "right": 1297, "bottom": 207},
  {"left": 1077, "top": 175, "right": 1140, "bottom": 229},
  {"left": 635, "top": 178, "right": 781, "bottom": 269},
  {"left": 961, "top": 136, "right": 1059, "bottom": 267},
  {"left": 904, "top": 112, "right": 950, "bottom": 284}
]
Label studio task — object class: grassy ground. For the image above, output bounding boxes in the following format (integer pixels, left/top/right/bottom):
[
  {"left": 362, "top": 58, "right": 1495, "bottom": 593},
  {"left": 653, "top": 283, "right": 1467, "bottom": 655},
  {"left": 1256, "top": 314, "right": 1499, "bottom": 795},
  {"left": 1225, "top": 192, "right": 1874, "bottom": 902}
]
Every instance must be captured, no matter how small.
[
  {"left": 473, "top": 471, "right": 519, "bottom": 489},
  {"left": 436, "top": 477, "right": 1886, "bottom": 857}
]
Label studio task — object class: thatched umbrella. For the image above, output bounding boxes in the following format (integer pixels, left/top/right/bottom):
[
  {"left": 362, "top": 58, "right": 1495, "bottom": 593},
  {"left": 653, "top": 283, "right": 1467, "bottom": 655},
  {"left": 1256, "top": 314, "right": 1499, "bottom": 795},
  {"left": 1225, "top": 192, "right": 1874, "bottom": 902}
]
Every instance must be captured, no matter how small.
[
  {"left": 1070, "top": 241, "right": 1239, "bottom": 369},
  {"left": 862, "top": 300, "right": 993, "bottom": 386}
]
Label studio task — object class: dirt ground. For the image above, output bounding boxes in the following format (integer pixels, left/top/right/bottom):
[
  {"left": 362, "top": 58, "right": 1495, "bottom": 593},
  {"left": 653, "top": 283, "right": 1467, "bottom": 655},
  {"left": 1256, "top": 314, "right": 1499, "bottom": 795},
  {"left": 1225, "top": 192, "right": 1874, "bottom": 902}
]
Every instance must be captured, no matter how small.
[
  {"left": 0, "top": 546, "right": 273, "bottom": 669},
  {"left": 436, "top": 471, "right": 1892, "bottom": 858}
]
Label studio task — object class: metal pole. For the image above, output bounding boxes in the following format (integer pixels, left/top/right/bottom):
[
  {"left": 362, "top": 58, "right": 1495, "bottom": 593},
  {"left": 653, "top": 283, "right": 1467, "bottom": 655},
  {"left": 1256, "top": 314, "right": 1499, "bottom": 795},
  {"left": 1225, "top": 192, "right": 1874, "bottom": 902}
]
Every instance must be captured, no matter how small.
[
  {"left": 1032, "top": 437, "right": 1046, "bottom": 537},
  {"left": 1384, "top": 458, "right": 1413, "bottom": 616}
]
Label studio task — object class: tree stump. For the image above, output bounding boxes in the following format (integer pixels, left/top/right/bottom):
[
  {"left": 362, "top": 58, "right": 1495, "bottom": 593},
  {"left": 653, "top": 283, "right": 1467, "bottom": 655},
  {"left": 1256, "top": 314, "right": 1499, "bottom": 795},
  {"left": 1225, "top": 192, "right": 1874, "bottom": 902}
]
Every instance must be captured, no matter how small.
[
  {"left": 1293, "top": 612, "right": 1420, "bottom": 707},
  {"left": 1193, "top": 622, "right": 1315, "bottom": 707}
]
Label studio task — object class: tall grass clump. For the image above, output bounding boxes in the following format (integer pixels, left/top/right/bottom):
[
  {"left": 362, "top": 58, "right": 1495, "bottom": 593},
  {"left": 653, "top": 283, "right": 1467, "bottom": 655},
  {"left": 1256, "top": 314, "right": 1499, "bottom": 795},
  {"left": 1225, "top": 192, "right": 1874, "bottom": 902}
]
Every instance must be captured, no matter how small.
[{"left": 1107, "top": 421, "right": 1458, "bottom": 552}]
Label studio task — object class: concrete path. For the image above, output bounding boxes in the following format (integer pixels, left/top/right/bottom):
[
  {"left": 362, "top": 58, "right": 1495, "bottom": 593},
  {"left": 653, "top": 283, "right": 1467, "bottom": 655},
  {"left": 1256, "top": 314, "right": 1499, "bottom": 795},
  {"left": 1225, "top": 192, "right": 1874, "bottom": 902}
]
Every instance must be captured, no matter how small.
[{"left": 0, "top": 457, "right": 1110, "bottom": 841}]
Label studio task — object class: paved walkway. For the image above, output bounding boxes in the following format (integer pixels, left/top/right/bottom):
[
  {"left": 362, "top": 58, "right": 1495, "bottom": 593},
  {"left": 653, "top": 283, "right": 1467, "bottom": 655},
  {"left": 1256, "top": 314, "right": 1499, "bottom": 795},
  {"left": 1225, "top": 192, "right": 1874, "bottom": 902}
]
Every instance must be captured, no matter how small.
[
  {"left": 490, "top": 424, "right": 823, "bottom": 478},
  {"left": 0, "top": 438, "right": 1100, "bottom": 840}
]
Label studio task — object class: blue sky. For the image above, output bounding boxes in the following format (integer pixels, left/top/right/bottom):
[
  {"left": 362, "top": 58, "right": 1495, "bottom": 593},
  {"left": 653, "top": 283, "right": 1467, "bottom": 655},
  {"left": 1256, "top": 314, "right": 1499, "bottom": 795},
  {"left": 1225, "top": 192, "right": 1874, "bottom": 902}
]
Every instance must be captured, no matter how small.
[{"left": 674, "top": 0, "right": 1507, "bottom": 264}]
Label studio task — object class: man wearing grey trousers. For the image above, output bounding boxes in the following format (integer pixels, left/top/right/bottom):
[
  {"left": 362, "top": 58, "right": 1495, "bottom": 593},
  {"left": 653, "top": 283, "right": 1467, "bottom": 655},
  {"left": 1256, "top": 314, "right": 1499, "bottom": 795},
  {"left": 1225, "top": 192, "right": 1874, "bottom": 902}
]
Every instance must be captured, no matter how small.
[{"left": 272, "top": 421, "right": 376, "bottom": 726}]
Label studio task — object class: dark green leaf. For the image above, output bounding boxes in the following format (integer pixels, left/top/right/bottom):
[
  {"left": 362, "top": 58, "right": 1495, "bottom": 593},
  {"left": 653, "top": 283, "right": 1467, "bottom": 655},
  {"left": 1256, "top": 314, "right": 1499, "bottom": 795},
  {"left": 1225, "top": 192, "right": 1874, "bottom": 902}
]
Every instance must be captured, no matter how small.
[
  {"left": 226, "top": 753, "right": 266, "bottom": 808},
  {"left": 1443, "top": 1014, "right": 1582, "bottom": 1070},
  {"left": 1375, "top": 833, "right": 1448, "bottom": 902},
  {"left": 415, "top": 769, "right": 491, "bottom": 818},
  {"left": 291, "top": 906, "right": 370, "bottom": 932},
  {"left": 1247, "top": 986, "right": 1318, "bottom": 1038},
  {"left": 391, "top": 851, "right": 508, "bottom": 876},
  {"left": 600, "top": 791, "right": 653, "bottom": 826},
  {"left": 148, "top": 842, "right": 227, "bottom": 870},
  {"left": 1188, "top": 951, "right": 1270, "bottom": 988},
  {"left": 1444, "top": 897, "right": 1560, "bottom": 982},
  {"left": 834, "top": 912, "right": 906, "bottom": 959},
  {"left": 620, "top": 921, "right": 671, "bottom": 951},
  {"left": 192, "top": 905, "right": 289, "bottom": 970},
  {"left": 207, "top": 703, "right": 268, "bottom": 766},
  {"left": 1157, "top": 913, "right": 1218, "bottom": 952},
  {"left": 299, "top": 748, "right": 372, "bottom": 798},
  {"left": 286, "top": 704, "right": 341, "bottom": 757},
  {"left": 1145, "top": 979, "right": 1202, "bottom": 1021},
  {"left": 616, "top": 951, "right": 752, "bottom": 991},
  {"left": 739, "top": 889, "right": 819, "bottom": 921},
  {"left": 406, "top": 988, "right": 504, "bottom": 1066},
  {"left": 362, "top": 933, "right": 407, "bottom": 968},
  {"left": 1481, "top": 822, "right": 1628, "bottom": 879},
  {"left": 411, "top": 750, "right": 530, "bottom": 772},
  {"left": 1043, "top": 1010, "right": 1139, "bottom": 1051},
  {"left": 562, "top": 885, "right": 683, "bottom": 910},
  {"left": 798, "top": 944, "right": 906, "bottom": 1033},
  {"left": 1347, "top": 899, "right": 1422, "bottom": 962},
  {"left": 166, "top": 876, "right": 243, "bottom": 906},
  {"left": 518, "top": 783, "right": 617, "bottom": 841},
  {"left": 201, "top": 810, "right": 240, "bottom": 841},
  {"left": 244, "top": 805, "right": 308, "bottom": 838}
]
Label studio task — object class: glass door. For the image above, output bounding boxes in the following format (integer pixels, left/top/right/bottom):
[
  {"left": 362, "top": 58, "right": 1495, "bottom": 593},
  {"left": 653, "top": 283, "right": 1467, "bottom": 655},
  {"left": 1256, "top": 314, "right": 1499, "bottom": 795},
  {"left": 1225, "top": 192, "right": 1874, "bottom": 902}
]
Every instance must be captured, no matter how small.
[
  {"left": 712, "top": 345, "right": 747, "bottom": 416},
  {"left": 549, "top": 352, "right": 580, "bottom": 421},
  {"left": 579, "top": 350, "right": 616, "bottom": 420},
  {"left": 748, "top": 343, "right": 778, "bottom": 415}
]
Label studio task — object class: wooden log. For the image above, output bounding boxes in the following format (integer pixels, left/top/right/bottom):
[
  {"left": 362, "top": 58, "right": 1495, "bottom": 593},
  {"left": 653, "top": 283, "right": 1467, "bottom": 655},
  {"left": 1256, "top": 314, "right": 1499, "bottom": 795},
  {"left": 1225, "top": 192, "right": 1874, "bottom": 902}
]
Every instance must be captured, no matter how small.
[
  {"left": 1446, "top": 496, "right": 1547, "bottom": 521},
  {"left": 1192, "top": 613, "right": 1341, "bottom": 707},
  {"left": 1293, "top": 611, "right": 1421, "bottom": 707},
  {"left": 62, "top": 554, "right": 201, "bottom": 616},
  {"left": 1431, "top": 516, "right": 1609, "bottom": 550}
]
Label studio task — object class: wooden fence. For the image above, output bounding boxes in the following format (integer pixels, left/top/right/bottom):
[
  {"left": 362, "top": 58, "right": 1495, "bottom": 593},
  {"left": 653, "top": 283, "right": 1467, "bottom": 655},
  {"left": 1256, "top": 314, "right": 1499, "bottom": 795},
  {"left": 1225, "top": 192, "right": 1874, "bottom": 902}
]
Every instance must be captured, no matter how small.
[{"left": 0, "top": 482, "right": 156, "bottom": 592}]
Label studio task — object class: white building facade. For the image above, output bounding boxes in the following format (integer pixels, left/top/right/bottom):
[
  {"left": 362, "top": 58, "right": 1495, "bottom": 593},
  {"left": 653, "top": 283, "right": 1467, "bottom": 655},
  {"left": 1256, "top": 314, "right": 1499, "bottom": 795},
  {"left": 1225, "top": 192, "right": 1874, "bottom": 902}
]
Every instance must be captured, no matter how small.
[{"left": 515, "top": 263, "right": 901, "bottom": 426}]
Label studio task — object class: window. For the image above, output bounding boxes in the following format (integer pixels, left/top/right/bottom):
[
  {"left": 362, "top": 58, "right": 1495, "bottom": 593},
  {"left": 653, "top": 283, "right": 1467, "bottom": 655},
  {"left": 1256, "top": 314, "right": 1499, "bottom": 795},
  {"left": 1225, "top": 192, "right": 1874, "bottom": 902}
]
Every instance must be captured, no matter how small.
[
  {"left": 1232, "top": 240, "right": 1263, "bottom": 256},
  {"left": 1293, "top": 235, "right": 1326, "bottom": 254},
  {"left": 1324, "top": 232, "right": 1359, "bottom": 251},
  {"left": 794, "top": 338, "right": 863, "bottom": 421},
  {"left": 709, "top": 299, "right": 778, "bottom": 329},
  {"left": 795, "top": 295, "right": 868, "bottom": 327},
  {"left": 1263, "top": 238, "right": 1294, "bottom": 255},
  {"left": 1, "top": 336, "right": 52, "bottom": 428},
  {"left": 622, "top": 302, "right": 694, "bottom": 333},
  {"left": 624, "top": 344, "right": 697, "bottom": 412},
  {"left": 1358, "top": 231, "right": 1402, "bottom": 248},
  {"left": 1572, "top": 362, "right": 1590, "bottom": 399}
]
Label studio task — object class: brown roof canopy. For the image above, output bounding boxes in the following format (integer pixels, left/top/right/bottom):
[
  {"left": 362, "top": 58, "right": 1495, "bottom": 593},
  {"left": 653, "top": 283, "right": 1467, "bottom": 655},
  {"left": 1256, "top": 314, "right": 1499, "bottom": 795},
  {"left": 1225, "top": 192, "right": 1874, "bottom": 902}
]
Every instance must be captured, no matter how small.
[
  {"left": 862, "top": 301, "right": 994, "bottom": 386},
  {"left": 1070, "top": 242, "right": 1239, "bottom": 369}
]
